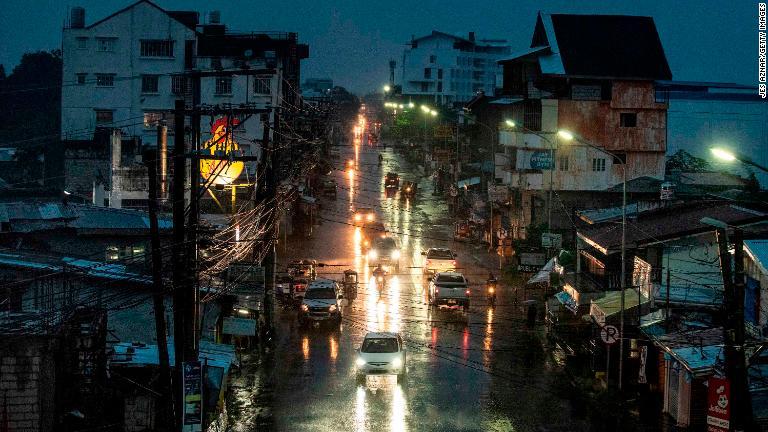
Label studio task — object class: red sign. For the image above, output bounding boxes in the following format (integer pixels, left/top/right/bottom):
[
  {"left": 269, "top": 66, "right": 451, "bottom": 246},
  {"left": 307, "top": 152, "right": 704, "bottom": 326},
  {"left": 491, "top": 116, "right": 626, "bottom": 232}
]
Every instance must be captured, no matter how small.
[{"left": 707, "top": 377, "right": 730, "bottom": 432}]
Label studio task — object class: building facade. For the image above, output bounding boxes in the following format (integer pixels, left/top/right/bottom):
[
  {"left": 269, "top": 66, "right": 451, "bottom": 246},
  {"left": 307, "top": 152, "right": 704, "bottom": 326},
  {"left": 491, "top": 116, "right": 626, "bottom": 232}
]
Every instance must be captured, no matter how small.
[
  {"left": 475, "top": 13, "right": 672, "bottom": 238},
  {"left": 60, "top": 0, "right": 308, "bottom": 207},
  {"left": 400, "top": 31, "right": 510, "bottom": 106}
]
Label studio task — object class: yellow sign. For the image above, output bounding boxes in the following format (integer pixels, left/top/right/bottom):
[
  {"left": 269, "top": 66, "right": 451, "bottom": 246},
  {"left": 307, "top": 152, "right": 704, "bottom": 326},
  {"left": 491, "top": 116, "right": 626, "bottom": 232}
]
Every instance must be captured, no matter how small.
[{"left": 200, "top": 117, "right": 245, "bottom": 185}]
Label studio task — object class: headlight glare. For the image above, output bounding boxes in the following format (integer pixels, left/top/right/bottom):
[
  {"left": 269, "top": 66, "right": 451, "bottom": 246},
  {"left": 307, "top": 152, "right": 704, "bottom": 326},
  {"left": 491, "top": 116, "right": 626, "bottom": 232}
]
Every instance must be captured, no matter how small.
[
  {"left": 356, "top": 357, "right": 366, "bottom": 367},
  {"left": 329, "top": 305, "right": 337, "bottom": 313},
  {"left": 300, "top": 304, "right": 308, "bottom": 312},
  {"left": 392, "top": 357, "right": 402, "bottom": 368},
  {"left": 391, "top": 250, "right": 401, "bottom": 259}
]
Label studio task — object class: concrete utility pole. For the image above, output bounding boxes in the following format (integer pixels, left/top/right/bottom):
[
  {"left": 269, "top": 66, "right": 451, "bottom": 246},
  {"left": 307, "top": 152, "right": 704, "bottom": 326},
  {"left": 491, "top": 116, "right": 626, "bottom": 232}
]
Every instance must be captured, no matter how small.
[
  {"left": 171, "top": 98, "right": 187, "bottom": 431},
  {"left": 708, "top": 220, "right": 754, "bottom": 431},
  {"left": 145, "top": 148, "right": 172, "bottom": 430}
]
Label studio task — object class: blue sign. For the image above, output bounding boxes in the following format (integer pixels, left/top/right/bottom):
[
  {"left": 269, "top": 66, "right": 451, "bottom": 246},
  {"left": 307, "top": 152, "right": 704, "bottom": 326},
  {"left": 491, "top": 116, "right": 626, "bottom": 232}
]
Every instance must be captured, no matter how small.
[
  {"left": 183, "top": 361, "right": 203, "bottom": 431},
  {"left": 529, "top": 151, "right": 553, "bottom": 170}
]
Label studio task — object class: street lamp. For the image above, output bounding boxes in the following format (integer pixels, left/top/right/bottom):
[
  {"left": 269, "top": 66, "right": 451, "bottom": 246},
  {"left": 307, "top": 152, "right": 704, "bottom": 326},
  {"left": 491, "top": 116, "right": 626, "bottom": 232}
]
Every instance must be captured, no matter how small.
[
  {"left": 383, "top": 85, "right": 391, "bottom": 93},
  {"left": 408, "top": 102, "right": 415, "bottom": 109},
  {"left": 559, "top": 128, "right": 628, "bottom": 390},
  {"left": 711, "top": 147, "right": 768, "bottom": 173}
]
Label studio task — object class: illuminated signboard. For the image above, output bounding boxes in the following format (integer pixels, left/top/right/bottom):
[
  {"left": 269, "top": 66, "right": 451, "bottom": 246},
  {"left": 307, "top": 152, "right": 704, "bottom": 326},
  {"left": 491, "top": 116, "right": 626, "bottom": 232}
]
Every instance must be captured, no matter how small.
[{"left": 200, "top": 117, "right": 245, "bottom": 185}]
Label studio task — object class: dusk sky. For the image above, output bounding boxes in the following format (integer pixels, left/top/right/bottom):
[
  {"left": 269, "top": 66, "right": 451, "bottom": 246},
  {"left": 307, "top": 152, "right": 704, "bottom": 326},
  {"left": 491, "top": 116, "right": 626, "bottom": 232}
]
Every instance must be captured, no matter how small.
[{"left": 0, "top": 0, "right": 760, "bottom": 93}]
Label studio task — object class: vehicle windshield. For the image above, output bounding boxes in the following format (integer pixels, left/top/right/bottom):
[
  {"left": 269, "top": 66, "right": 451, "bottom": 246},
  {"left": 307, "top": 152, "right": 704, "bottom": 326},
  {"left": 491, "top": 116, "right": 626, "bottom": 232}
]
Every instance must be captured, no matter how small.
[
  {"left": 304, "top": 288, "right": 336, "bottom": 299},
  {"left": 435, "top": 274, "right": 465, "bottom": 283},
  {"left": 277, "top": 276, "right": 292, "bottom": 283},
  {"left": 361, "top": 338, "right": 399, "bottom": 353},
  {"left": 376, "top": 238, "right": 397, "bottom": 249},
  {"left": 427, "top": 249, "right": 454, "bottom": 259}
]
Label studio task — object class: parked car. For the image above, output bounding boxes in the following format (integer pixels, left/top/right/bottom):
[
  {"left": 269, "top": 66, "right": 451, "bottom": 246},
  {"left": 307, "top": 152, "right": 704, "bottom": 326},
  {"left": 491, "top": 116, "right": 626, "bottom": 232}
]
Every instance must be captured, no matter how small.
[
  {"left": 384, "top": 172, "right": 400, "bottom": 189},
  {"left": 421, "top": 248, "right": 457, "bottom": 276},
  {"left": 355, "top": 332, "right": 406, "bottom": 382},
  {"left": 291, "top": 278, "right": 310, "bottom": 300},
  {"left": 276, "top": 273, "right": 293, "bottom": 300},
  {"left": 368, "top": 236, "right": 401, "bottom": 271},
  {"left": 352, "top": 207, "right": 377, "bottom": 226},
  {"left": 428, "top": 272, "right": 470, "bottom": 311},
  {"left": 298, "top": 279, "right": 344, "bottom": 328}
]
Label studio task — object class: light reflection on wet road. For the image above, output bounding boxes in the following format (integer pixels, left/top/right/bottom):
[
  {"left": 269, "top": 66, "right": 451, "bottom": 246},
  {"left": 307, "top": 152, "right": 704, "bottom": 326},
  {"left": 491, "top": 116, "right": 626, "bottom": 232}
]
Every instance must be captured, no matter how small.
[{"left": 229, "top": 129, "right": 589, "bottom": 432}]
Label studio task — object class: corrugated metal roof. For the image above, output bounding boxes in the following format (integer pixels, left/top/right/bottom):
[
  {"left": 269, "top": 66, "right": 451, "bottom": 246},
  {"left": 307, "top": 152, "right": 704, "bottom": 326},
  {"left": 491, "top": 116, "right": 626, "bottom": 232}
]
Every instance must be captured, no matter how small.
[
  {"left": 590, "top": 288, "right": 648, "bottom": 318},
  {"left": 0, "top": 202, "right": 171, "bottom": 232},
  {"left": 0, "top": 252, "right": 151, "bottom": 285},
  {"left": 497, "top": 46, "right": 549, "bottom": 63},
  {"left": 745, "top": 240, "right": 768, "bottom": 275},
  {"left": 111, "top": 339, "right": 238, "bottom": 372}
]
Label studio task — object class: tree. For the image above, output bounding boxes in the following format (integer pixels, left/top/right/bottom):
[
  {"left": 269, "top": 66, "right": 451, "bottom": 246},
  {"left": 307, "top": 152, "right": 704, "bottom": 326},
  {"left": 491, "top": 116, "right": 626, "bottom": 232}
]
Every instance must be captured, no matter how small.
[
  {"left": 745, "top": 172, "right": 761, "bottom": 193},
  {"left": 665, "top": 150, "right": 711, "bottom": 173},
  {"left": 0, "top": 64, "right": 6, "bottom": 80}
]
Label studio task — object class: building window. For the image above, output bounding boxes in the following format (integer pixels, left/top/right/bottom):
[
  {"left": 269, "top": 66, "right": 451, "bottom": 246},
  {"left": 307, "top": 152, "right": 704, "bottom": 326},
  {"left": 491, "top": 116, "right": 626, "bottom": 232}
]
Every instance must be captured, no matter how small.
[
  {"left": 424, "top": 68, "right": 431, "bottom": 79},
  {"left": 76, "top": 73, "right": 87, "bottom": 85},
  {"left": 437, "top": 82, "right": 443, "bottom": 93},
  {"left": 592, "top": 158, "right": 606, "bottom": 172},
  {"left": 96, "top": 37, "right": 115, "bottom": 52},
  {"left": 253, "top": 77, "right": 271, "bottom": 94},
  {"left": 437, "top": 69, "right": 443, "bottom": 79},
  {"left": 76, "top": 37, "right": 88, "bottom": 49},
  {"left": 429, "top": 55, "right": 436, "bottom": 63},
  {"left": 559, "top": 156, "right": 569, "bottom": 171},
  {"left": 95, "top": 110, "right": 114, "bottom": 125},
  {"left": 620, "top": 112, "right": 637, "bottom": 127},
  {"left": 421, "top": 82, "right": 429, "bottom": 92},
  {"left": 215, "top": 77, "right": 232, "bottom": 95},
  {"left": 140, "top": 39, "right": 174, "bottom": 57},
  {"left": 171, "top": 76, "right": 187, "bottom": 95},
  {"left": 141, "top": 75, "right": 159, "bottom": 93},
  {"left": 95, "top": 73, "right": 115, "bottom": 87}
]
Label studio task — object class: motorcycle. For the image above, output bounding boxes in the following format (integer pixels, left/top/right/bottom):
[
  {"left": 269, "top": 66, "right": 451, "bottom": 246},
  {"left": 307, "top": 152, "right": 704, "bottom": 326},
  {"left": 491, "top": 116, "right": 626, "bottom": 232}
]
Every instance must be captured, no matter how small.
[
  {"left": 373, "top": 268, "right": 387, "bottom": 299},
  {"left": 378, "top": 154, "right": 384, "bottom": 166},
  {"left": 486, "top": 278, "right": 497, "bottom": 307}
]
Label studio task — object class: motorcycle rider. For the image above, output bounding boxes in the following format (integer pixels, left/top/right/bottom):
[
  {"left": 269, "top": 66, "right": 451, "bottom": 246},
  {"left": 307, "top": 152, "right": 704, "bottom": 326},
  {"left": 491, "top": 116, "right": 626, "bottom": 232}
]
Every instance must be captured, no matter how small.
[
  {"left": 486, "top": 272, "right": 498, "bottom": 306},
  {"left": 378, "top": 153, "right": 384, "bottom": 166}
]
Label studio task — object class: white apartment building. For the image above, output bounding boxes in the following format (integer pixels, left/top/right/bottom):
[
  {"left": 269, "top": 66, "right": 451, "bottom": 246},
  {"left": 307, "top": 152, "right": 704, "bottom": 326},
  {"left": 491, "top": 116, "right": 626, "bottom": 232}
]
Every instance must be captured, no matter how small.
[
  {"left": 60, "top": 0, "right": 307, "bottom": 207},
  {"left": 400, "top": 31, "right": 510, "bottom": 106}
]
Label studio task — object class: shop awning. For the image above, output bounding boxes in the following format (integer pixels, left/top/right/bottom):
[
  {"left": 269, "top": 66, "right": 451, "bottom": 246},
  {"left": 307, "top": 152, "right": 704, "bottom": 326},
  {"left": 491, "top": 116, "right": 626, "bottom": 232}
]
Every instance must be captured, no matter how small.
[
  {"left": 589, "top": 288, "right": 649, "bottom": 326},
  {"left": 554, "top": 291, "right": 578, "bottom": 314},
  {"left": 527, "top": 257, "right": 563, "bottom": 285},
  {"left": 457, "top": 177, "right": 481, "bottom": 188}
]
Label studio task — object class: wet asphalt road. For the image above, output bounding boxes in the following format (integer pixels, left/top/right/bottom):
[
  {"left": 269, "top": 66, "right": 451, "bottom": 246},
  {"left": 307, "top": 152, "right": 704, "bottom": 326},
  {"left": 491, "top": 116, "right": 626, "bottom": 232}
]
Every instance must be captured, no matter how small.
[{"left": 227, "top": 128, "right": 590, "bottom": 432}]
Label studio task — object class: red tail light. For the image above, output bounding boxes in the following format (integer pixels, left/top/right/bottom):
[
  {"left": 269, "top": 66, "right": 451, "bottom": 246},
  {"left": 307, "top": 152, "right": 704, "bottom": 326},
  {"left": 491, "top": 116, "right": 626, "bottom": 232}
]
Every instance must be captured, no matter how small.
[
  {"left": 452, "top": 260, "right": 457, "bottom": 266},
  {"left": 465, "top": 289, "right": 470, "bottom": 295},
  {"left": 426, "top": 259, "right": 431, "bottom": 266},
  {"left": 435, "top": 288, "right": 439, "bottom": 294}
]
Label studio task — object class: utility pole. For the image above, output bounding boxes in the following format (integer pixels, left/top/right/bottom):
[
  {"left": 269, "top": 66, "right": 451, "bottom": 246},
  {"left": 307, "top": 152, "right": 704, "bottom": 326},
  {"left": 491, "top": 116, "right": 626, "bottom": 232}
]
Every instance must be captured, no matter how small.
[
  {"left": 710, "top": 220, "right": 754, "bottom": 431},
  {"left": 171, "top": 98, "right": 187, "bottom": 431},
  {"left": 187, "top": 76, "right": 201, "bottom": 361},
  {"left": 728, "top": 228, "right": 753, "bottom": 431},
  {"left": 145, "top": 147, "right": 173, "bottom": 430},
  {"left": 258, "top": 110, "right": 278, "bottom": 340}
]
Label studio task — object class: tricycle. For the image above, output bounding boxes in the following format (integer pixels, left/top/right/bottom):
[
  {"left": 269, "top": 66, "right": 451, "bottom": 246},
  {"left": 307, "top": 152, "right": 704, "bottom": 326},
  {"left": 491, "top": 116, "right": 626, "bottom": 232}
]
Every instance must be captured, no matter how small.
[{"left": 342, "top": 269, "right": 358, "bottom": 302}]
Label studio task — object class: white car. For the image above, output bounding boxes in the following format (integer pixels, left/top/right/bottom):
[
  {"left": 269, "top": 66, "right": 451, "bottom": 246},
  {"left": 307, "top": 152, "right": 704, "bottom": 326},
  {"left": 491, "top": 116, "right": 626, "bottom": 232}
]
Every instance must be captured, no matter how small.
[
  {"left": 422, "top": 248, "right": 457, "bottom": 276},
  {"left": 355, "top": 332, "right": 407, "bottom": 382}
]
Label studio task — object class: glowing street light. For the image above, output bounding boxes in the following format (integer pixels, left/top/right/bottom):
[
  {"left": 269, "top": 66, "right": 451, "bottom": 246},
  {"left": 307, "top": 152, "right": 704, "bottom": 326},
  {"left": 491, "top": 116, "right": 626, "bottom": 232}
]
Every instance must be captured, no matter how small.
[
  {"left": 430, "top": 110, "right": 438, "bottom": 117},
  {"left": 711, "top": 147, "right": 737, "bottom": 162},
  {"left": 557, "top": 129, "right": 574, "bottom": 141},
  {"left": 711, "top": 147, "right": 768, "bottom": 173},
  {"left": 504, "top": 119, "right": 516, "bottom": 128},
  {"left": 399, "top": 104, "right": 405, "bottom": 109},
  {"left": 383, "top": 85, "right": 391, "bottom": 93},
  {"left": 420, "top": 105, "right": 430, "bottom": 113},
  {"left": 408, "top": 102, "right": 415, "bottom": 108}
]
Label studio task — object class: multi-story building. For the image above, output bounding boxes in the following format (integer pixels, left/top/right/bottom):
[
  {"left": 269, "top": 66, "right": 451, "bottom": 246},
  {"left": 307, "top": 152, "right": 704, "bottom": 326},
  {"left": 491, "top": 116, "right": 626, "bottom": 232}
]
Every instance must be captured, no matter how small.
[
  {"left": 60, "top": 0, "right": 308, "bottom": 207},
  {"left": 400, "top": 31, "right": 510, "bottom": 106},
  {"left": 476, "top": 13, "right": 672, "bottom": 239}
]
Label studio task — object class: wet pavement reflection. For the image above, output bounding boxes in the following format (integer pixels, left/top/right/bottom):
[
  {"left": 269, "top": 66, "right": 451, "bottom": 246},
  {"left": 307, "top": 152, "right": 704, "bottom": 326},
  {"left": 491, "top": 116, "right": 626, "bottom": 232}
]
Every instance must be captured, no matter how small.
[{"left": 228, "top": 129, "right": 590, "bottom": 432}]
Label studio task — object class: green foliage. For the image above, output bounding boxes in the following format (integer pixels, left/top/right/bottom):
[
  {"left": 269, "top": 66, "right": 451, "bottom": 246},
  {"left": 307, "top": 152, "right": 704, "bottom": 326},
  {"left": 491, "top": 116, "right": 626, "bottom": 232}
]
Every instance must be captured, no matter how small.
[
  {"left": 665, "top": 150, "right": 711, "bottom": 173},
  {"left": 745, "top": 172, "right": 761, "bottom": 193}
]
